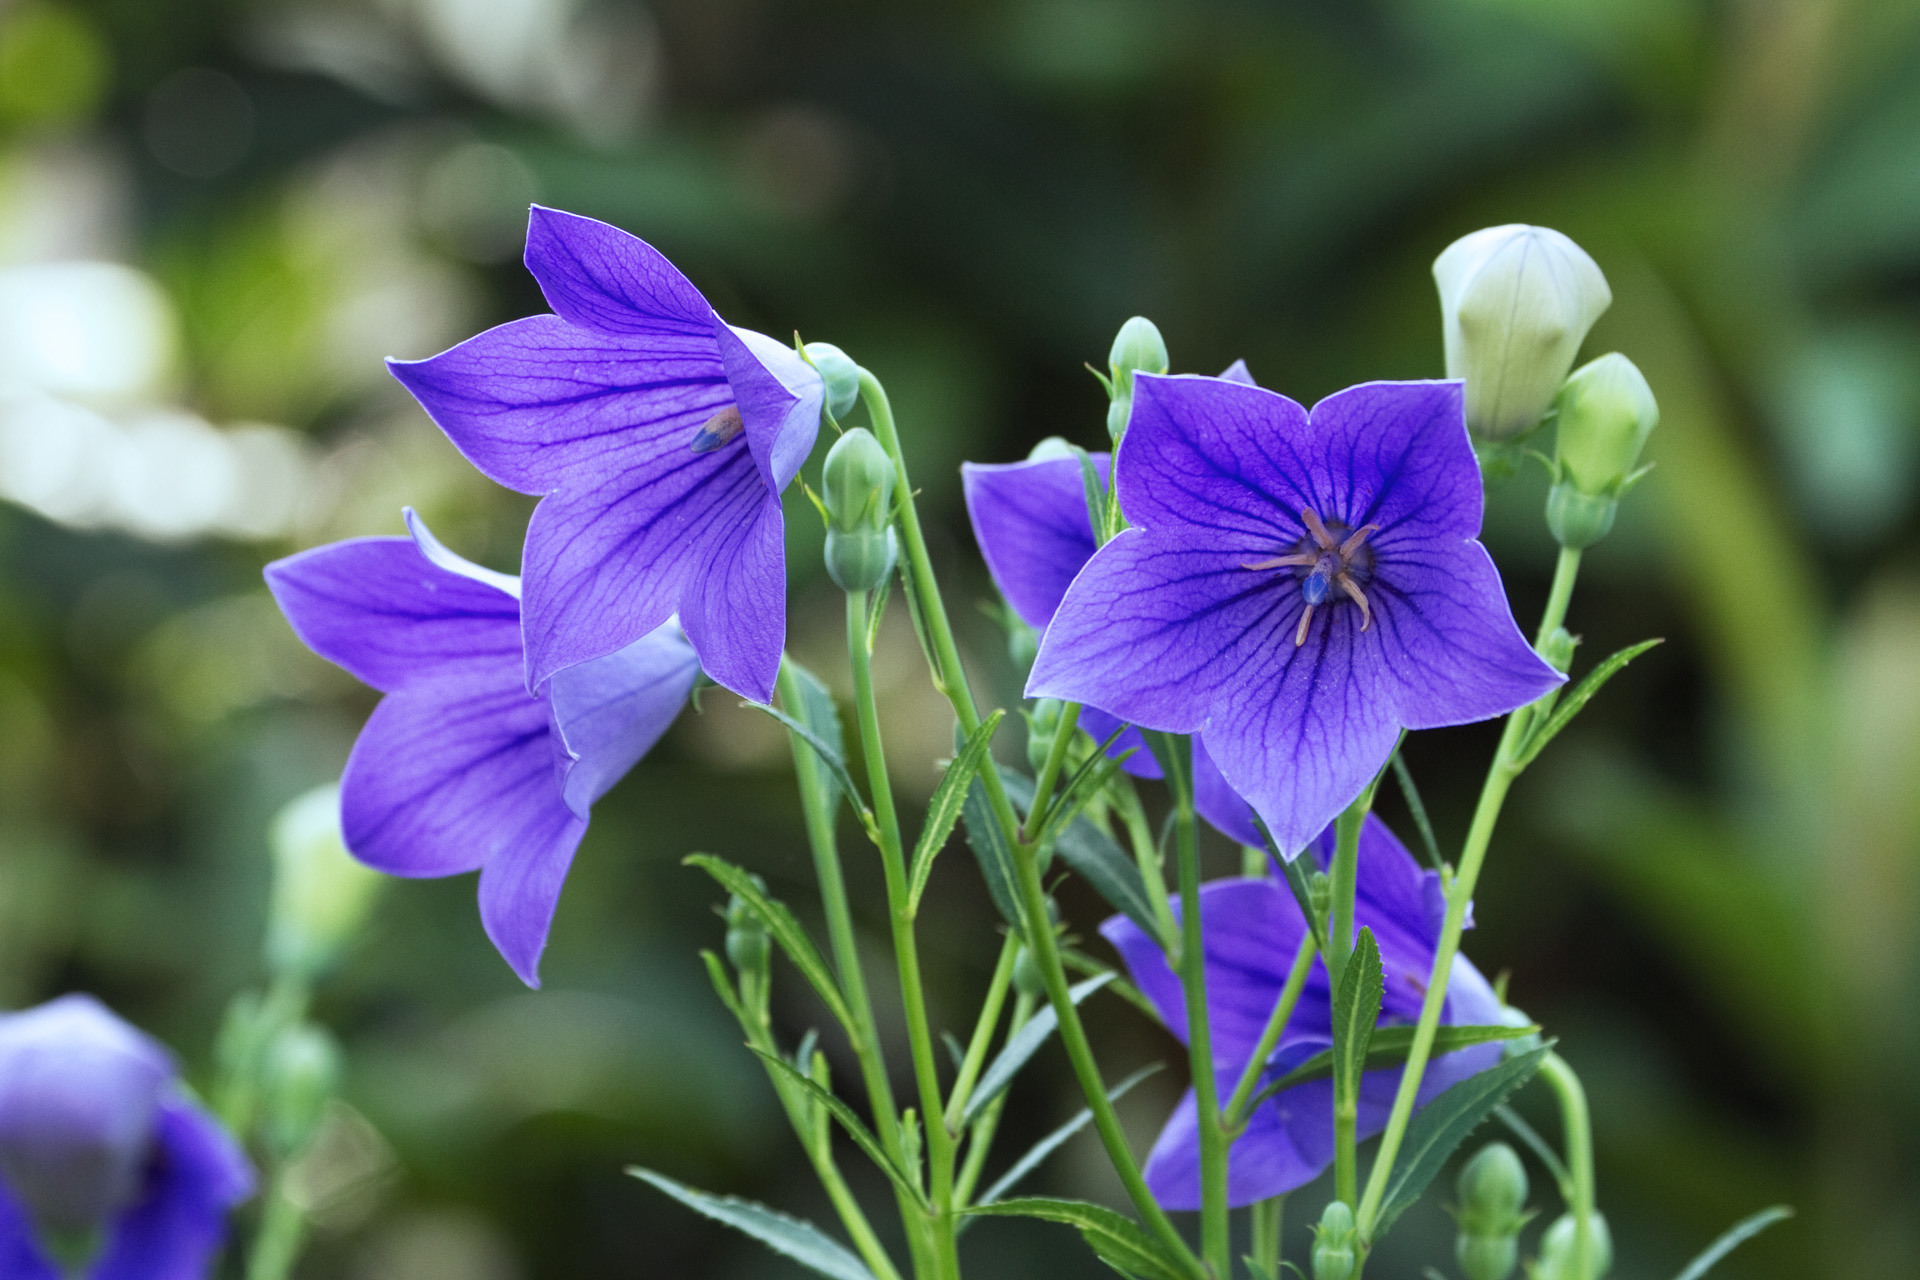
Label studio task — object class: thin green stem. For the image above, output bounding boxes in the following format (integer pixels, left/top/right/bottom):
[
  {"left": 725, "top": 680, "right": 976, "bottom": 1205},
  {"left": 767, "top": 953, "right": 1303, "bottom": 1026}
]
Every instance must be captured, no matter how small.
[
  {"left": 860, "top": 367, "right": 1203, "bottom": 1279},
  {"left": 1540, "top": 1053, "right": 1597, "bottom": 1280},
  {"left": 1223, "top": 933, "right": 1317, "bottom": 1131},
  {"left": 1164, "top": 738, "right": 1230, "bottom": 1277},
  {"left": 1110, "top": 774, "right": 1179, "bottom": 949},
  {"left": 847, "top": 590, "right": 961, "bottom": 1280},
  {"left": 955, "top": 990, "right": 1038, "bottom": 1206},
  {"left": 1023, "top": 701, "right": 1083, "bottom": 842},
  {"left": 1249, "top": 1196, "right": 1286, "bottom": 1279},
  {"left": 243, "top": 1166, "right": 305, "bottom": 1280},
  {"left": 1328, "top": 802, "right": 1367, "bottom": 1208},
  {"left": 945, "top": 933, "right": 1020, "bottom": 1130},
  {"left": 1356, "top": 547, "right": 1584, "bottom": 1240}
]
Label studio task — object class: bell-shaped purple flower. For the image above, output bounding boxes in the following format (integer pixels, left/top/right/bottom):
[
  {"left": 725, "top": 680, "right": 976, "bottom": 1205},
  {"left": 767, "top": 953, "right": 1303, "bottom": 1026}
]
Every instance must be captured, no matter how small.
[
  {"left": 265, "top": 512, "right": 701, "bottom": 986},
  {"left": 1102, "top": 817, "right": 1504, "bottom": 1208},
  {"left": 1028, "top": 375, "right": 1562, "bottom": 855},
  {"left": 388, "top": 206, "right": 823, "bottom": 703},
  {"left": 0, "top": 994, "right": 252, "bottom": 1279}
]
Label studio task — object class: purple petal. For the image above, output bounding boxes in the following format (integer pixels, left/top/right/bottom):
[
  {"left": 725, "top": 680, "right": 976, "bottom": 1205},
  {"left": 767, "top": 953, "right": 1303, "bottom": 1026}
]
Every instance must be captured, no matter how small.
[
  {"left": 265, "top": 539, "right": 520, "bottom": 694},
  {"left": 1192, "top": 737, "right": 1261, "bottom": 848},
  {"left": 716, "top": 324, "right": 824, "bottom": 495},
  {"left": 1217, "top": 359, "right": 1255, "bottom": 386},
  {"left": 1073, "top": 706, "right": 1161, "bottom": 781},
  {"left": 90, "top": 1098, "right": 252, "bottom": 1280},
  {"left": 548, "top": 621, "right": 700, "bottom": 817},
  {"left": 1301, "top": 380, "right": 1485, "bottom": 546},
  {"left": 476, "top": 800, "right": 589, "bottom": 988},
  {"left": 962, "top": 454, "right": 1107, "bottom": 631},
  {"left": 340, "top": 676, "right": 558, "bottom": 879},
  {"left": 388, "top": 314, "right": 732, "bottom": 499},
  {"left": 0, "top": 1183, "right": 59, "bottom": 1280},
  {"left": 403, "top": 508, "right": 520, "bottom": 598},
  {"left": 1369, "top": 540, "right": 1562, "bottom": 728},
  {"left": 522, "top": 205, "right": 715, "bottom": 336}
]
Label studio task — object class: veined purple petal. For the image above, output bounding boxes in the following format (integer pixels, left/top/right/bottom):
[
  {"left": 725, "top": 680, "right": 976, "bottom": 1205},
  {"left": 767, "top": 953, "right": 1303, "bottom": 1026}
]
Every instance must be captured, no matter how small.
[
  {"left": 716, "top": 324, "right": 825, "bottom": 495},
  {"left": 523, "top": 205, "right": 715, "bottom": 336},
  {"left": 1193, "top": 737, "right": 1261, "bottom": 849},
  {"left": 548, "top": 622, "right": 701, "bottom": 817},
  {"left": 90, "top": 1098, "right": 252, "bottom": 1280},
  {"left": 265, "top": 539, "right": 520, "bottom": 694},
  {"left": 403, "top": 507, "right": 520, "bottom": 598},
  {"left": 962, "top": 454, "right": 1106, "bottom": 632},
  {"left": 476, "top": 795, "right": 589, "bottom": 988}
]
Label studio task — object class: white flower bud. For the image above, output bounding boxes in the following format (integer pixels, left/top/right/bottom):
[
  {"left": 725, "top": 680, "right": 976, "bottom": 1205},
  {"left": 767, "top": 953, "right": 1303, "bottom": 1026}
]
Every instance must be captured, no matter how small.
[
  {"left": 266, "top": 785, "right": 382, "bottom": 980},
  {"left": 1435, "top": 225, "right": 1611, "bottom": 443}
]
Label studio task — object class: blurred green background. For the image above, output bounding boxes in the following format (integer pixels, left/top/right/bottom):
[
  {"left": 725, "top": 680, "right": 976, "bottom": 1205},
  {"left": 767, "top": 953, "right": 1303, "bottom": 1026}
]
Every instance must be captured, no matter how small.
[{"left": 1, "top": 0, "right": 1916, "bottom": 1276}]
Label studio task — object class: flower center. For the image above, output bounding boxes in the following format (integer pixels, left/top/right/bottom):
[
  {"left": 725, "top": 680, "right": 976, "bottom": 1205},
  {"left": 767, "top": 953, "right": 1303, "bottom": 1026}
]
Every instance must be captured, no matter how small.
[
  {"left": 1242, "top": 507, "right": 1379, "bottom": 646},
  {"left": 690, "top": 404, "right": 745, "bottom": 453}
]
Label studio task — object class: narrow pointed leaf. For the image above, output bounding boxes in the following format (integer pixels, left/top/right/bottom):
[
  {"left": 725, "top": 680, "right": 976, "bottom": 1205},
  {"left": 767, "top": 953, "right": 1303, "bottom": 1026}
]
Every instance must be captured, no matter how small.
[
  {"left": 1671, "top": 1205, "right": 1793, "bottom": 1280},
  {"left": 699, "top": 949, "right": 748, "bottom": 1024},
  {"left": 751, "top": 1049, "right": 929, "bottom": 1210},
  {"left": 747, "top": 700, "right": 869, "bottom": 820},
  {"left": 1390, "top": 753, "right": 1444, "bottom": 871},
  {"left": 1332, "top": 929, "right": 1383, "bottom": 1105},
  {"left": 1072, "top": 445, "right": 1107, "bottom": 545},
  {"left": 908, "top": 710, "right": 1004, "bottom": 912},
  {"left": 777, "top": 659, "right": 851, "bottom": 821},
  {"left": 629, "top": 1167, "right": 879, "bottom": 1280},
  {"left": 1032, "top": 723, "right": 1128, "bottom": 845},
  {"left": 961, "top": 770, "right": 1025, "bottom": 927},
  {"left": 976, "top": 1063, "right": 1163, "bottom": 1207},
  {"left": 1255, "top": 812, "right": 1325, "bottom": 947},
  {"left": 687, "top": 854, "right": 854, "bottom": 1034},
  {"left": 1002, "top": 769, "right": 1157, "bottom": 937},
  {"left": 963, "top": 973, "right": 1115, "bottom": 1125},
  {"left": 1375, "top": 1043, "right": 1552, "bottom": 1235},
  {"left": 1493, "top": 1105, "right": 1571, "bottom": 1199},
  {"left": 1246, "top": 1024, "right": 1538, "bottom": 1110},
  {"left": 966, "top": 1198, "right": 1188, "bottom": 1280},
  {"left": 1513, "top": 639, "right": 1662, "bottom": 769}
]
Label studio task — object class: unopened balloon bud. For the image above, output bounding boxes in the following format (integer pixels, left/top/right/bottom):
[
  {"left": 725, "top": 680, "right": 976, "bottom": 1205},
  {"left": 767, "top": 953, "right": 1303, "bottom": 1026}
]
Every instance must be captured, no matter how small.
[
  {"left": 1312, "top": 1200, "right": 1357, "bottom": 1280},
  {"left": 1026, "top": 698, "right": 1065, "bottom": 773},
  {"left": 1435, "top": 225, "right": 1611, "bottom": 443},
  {"left": 1106, "top": 316, "right": 1169, "bottom": 441},
  {"left": 266, "top": 785, "right": 382, "bottom": 980},
  {"left": 822, "top": 429, "right": 899, "bottom": 592},
  {"left": 1540, "top": 627, "right": 1577, "bottom": 675},
  {"left": 804, "top": 341, "right": 861, "bottom": 422},
  {"left": 1452, "top": 1142, "right": 1530, "bottom": 1280},
  {"left": 1012, "top": 942, "right": 1045, "bottom": 999},
  {"left": 1546, "top": 354, "right": 1656, "bottom": 549},
  {"left": 724, "top": 882, "right": 772, "bottom": 976},
  {"left": 261, "top": 1025, "right": 339, "bottom": 1161},
  {"left": 1534, "top": 1212, "right": 1613, "bottom": 1280}
]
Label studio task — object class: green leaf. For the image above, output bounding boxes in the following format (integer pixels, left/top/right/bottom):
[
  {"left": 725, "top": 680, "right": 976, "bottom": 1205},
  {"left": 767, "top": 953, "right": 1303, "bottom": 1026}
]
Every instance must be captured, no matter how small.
[
  {"left": 966, "top": 1198, "right": 1188, "bottom": 1280},
  {"left": 908, "top": 710, "right": 1003, "bottom": 913},
  {"left": 685, "top": 854, "right": 854, "bottom": 1035},
  {"left": 961, "top": 768, "right": 1025, "bottom": 927},
  {"left": 963, "top": 973, "right": 1114, "bottom": 1125},
  {"left": 1254, "top": 813, "right": 1325, "bottom": 949},
  {"left": 698, "top": 949, "right": 748, "bottom": 1025},
  {"left": 1670, "top": 1205, "right": 1793, "bottom": 1280},
  {"left": 975, "top": 1063, "right": 1163, "bottom": 1208},
  {"left": 1001, "top": 769, "right": 1158, "bottom": 938},
  {"left": 1331, "top": 929, "right": 1383, "bottom": 1106},
  {"left": 1374, "top": 1043, "right": 1551, "bottom": 1236},
  {"left": 1072, "top": 445, "right": 1107, "bottom": 545},
  {"left": 748, "top": 697, "right": 869, "bottom": 824},
  {"left": 1031, "top": 725, "right": 1129, "bottom": 845},
  {"left": 1493, "top": 1104, "right": 1571, "bottom": 1200},
  {"left": 751, "top": 1049, "right": 929, "bottom": 1211},
  {"left": 629, "top": 1166, "right": 879, "bottom": 1280},
  {"left": 1389, "top": 753, "right": 1444, "bottom": 871},
  {"left": 1248, "top": 1024, "right": 1539, "bottom": 1109},
  {"left": 1513, "top": 639, "right": 1663, "bottom": 769}
]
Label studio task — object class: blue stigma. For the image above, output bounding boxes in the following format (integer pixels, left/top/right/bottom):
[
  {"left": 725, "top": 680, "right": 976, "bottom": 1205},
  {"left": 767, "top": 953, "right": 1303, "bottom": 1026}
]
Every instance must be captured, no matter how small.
[
  {"left": 690, "top": 405, "right": 745, "bottom": 454},
  {"left": 1302, "top": 569, "right": 1332, "bottom": 606}
]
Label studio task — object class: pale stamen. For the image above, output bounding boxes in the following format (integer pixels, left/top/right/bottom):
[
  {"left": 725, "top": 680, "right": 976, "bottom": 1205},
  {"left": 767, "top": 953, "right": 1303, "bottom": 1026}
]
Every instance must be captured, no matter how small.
[
  {"left": 1242, "top": 552, "right": 1318, "bottom": 571},
  {"left": 1339, "top": 523, "right": 1379, "bottom": 558},
  {"left": 1336, "top": 573, "right": 1372, "bottom": 631},
  {"left": 1295, "top": 604, "right": 1315, "bottom": 647}
]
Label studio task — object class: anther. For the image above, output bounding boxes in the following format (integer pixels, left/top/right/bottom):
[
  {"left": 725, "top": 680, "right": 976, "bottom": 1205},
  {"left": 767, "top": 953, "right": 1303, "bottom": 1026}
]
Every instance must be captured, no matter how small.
[
  {"left": 1295, "top": 604, "right": 1315, "bottom": 647},
  {"left": 690, "top": 405, "right": 745, "bottom": 453}
]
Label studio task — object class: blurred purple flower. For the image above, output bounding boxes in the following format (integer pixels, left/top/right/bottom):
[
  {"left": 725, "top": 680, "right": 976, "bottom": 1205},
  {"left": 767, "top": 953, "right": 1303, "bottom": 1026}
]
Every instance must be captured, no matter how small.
[
  {"left": 0, "top": 994, "right": 251, "bottom": 1280},
  {"left": 1028, "top": 375, "right": 1561, "bottom": 854},
  {"left": 389, "top": 206, "right": 824, "bottom": 703},
  {"left": 1102, "top": 816, "right": 1504, "bottom": 1208},
  {"left": 266, "top": 511, "right": 700, "bottom": 986}
]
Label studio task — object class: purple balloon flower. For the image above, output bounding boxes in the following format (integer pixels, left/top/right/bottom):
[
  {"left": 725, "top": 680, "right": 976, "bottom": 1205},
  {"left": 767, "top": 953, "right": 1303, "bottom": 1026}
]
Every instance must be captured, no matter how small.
[
  {"left": 389, "top": 206, "right": 824, "bottom": 703},
  {"left": 0, "top": 994, "right": 252, "bottom": 1280},
  {"left": 266, "top": 512, "right": 701, "bottom": 986},
  {"left": 1028, "top": 375, "right": 1562, "bottom": 855},
  {"left": 1102, "top": 816, "right": 1504, "bottom": 1208}
]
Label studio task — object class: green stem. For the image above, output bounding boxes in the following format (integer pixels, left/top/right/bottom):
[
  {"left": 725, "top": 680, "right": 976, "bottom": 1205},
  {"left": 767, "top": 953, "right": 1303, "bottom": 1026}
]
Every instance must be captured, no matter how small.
[
  {"left": 847, "top": 591, "right": 961, "bottom": 1280},
  {"left": 1164, "top": 738, "right": 1230, "bottom": 1277},
  {"left": 955, "top": 990, "right": 1038, "bottom": 1206},
  {"left": 860, "top": 367, "right": 1202, "bottom": 1279},
  {"left": 1328, "top": 802, "right": 1367, "bottom": 1208},
  {"left": 945, "top": 934, "right": 1020, "bottom": 1130},
  {"left": 1540, "top": 1052, "right": 1597, "bottom": 1280},
  {"left": 1023, "top": 701, "right": 1083, "bottom": 842},
  {"left": 1223, "top": 932, "right": 1317, "bottom": 1131},
  {"left": 1249, "top": 1196, "right": 1285, "bottom": 1279},
  {"left": 1356, "top": 547, "right": 1584, "bottom": 1240},
  {"left": 775, "top": 661, "right": 905, "bottom": 1156},
  {"left": 1110, "top": 774, "right": 1179, "bottom": 949},
  {"left": 243, "top": 1166, "right": 305, "bottom": 1280}
]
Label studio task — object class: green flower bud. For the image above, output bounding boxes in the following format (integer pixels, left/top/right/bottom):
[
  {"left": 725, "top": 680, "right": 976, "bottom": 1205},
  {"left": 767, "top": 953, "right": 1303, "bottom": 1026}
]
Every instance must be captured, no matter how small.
[
  {"left": 1026, "top": 698, "right": 1065, "bottom": 774},
  {"left": 1312, "top": 1201, "right": 1357, "bottom": 1280},
  {"left": 1452, "top": 1142, "right": 1530, "bottom": 1280},
  {"left": 1012, "top": 942, "right": 1046, "bottom": 999},
  {"left": 1545, "top": 353, "right": 1656, "bottom": 549},
  {"left": 804, "top": 341, "right": 861, "bottom": 421},
  {"left": 1028, "top": 435, "right": 1076, "bottom": 462},
  {"left": 1005, "top": 614, "right": 1039, "bottom": 671},
  {"left": 822, "top": 428, "right": 898, "bottom": 592},
  {"left": 1106, "top": 316, "right": 1169, "bottom": 442},
  {"left": 1435, "top": 225, "right": 1611, "bottom": 443},
  {"left": 261, "top": 1024, "right": 341, "bottom": 1161},
  {"left": 1308, "top": 870, "right": 1334, "bottom": 923},
  {"left": 724, "top": 883, "right": 772, "bottom": 975},
  {"left": 1539, "top": 627, "right": 1577, "bottom": 675},
  {"left": 266, "top": 785, "right": 382, "bottom": 980},
  {"left": 1534, "top": 1212, "right": 1613, "bottom": 1280}
]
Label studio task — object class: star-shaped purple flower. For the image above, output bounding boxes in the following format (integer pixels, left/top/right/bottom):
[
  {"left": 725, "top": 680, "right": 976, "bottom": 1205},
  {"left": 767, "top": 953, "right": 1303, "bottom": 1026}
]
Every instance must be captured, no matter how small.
[
  {"left": 1028, "top": 375, "right": 1561, "bottom": 855},
  {"left": 964, "top": 447, "right": 1259, "bottom": 846},
  {"left": 1102, "top": 817, "right": 1504, "bottom": 1208},
  {"left": 0, "top": 994, "right": 253, "bottom": 1280},
  {"left": 389, "top": 206, "right": 824, "bottom": 703},
  {"left": 266, "top": 512, "right": 700, "bottom": 986}
]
